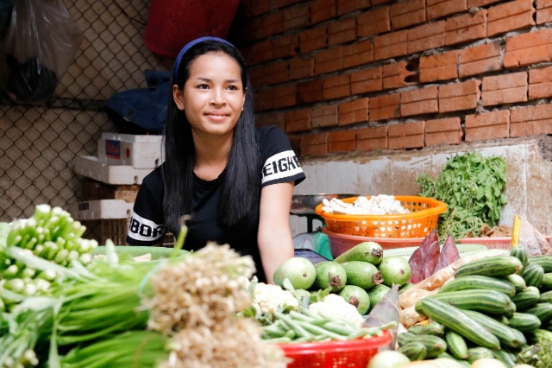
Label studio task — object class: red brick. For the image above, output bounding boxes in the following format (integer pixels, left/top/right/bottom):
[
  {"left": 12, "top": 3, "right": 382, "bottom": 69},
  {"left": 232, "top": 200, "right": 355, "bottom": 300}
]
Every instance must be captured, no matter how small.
[
  {"left": 388, "top": 121, "right": 425, "bottom": 149},
  {"left": 301, "top": 132, "right": 328, "bottom": 157},
  {"left": 488, "top": 0, "right": 535, "bottom": 37},
  {"left": 272, "top": 84, "right": 297, "bottom": 109},
  {"left": 420, "top": 51, "right": 458, "bottom": 83},
  {"left": 536, "top": 0, "right": 552, "bottom": 24},
  {"left": 239, "top": 0, "right": 270, "bottom": 17},
  {"left": 258, "top": 12, "right": 285, "bottom": 40},
  {"left": 274, "top": 0, "right": 300, "bottom": 8},
  {"left": 408, "top": 21, "right": 446, "bottom": 54},
  {"left": 329, "top": 130, "right": 357, "bottom": 152},
  {"left": 350, "top": 67, "right": 383, "bottom": 95},
  {"left": 282, "top": 3, "right": 310, "bottom": 31},
  {"left": 427, "top": 0, "right": 467, "bottom": 20},
  {"left": 445, "top": 10, "right": 487, "bottom": 46},
  {"left": 254, "top": 89, "right": 273, "bottom": 111},
  {"left": 289, "top": 57, "right": 314, "bottom": 80},
  {"left": 439, "top": 80, "right": 481, "bottom": 113},
  {"left": 257, "top": 111, "right": 286, "bottom": 131},
  {"left": 504, "top": 29, "right": 552, "bottom": 68},
  {"left": 338, "top": 98, "right": 369, "bottom": 126},
  {"left": 482, "top": 72, "right": 528, "bottom": 107},
  {"left": 468, "top": 0, "right": 501, "bottom": 7},
  {"left": 465, "top": 110, "right": 510, "bottom": 141},
  {"left": 383, "top": 61, "right": 418, "bottom": 89},
  {"left": 400, "top": 87, "right": 439, "bottom": 117},
  {"left": 357, "top": 7, "right": 391, "bottom": 37},
  {"left": 248, "top": 40, "right": 273, "bottom": 65},
  {"left": 511, "top": 104, "right": 552, "bottom": 137},
  {"left": 372, "top": 0, "right": 393, "bottom": 4},
  {"left": 272, "top": 34, "right": 300, "bottom": 59},
  {"left": 390, "top": 0, "right": 426, "bottom": 30},
  {"left": 248, "top": 67, "right": 266, "bottom": 90},
  {"left": 337, "top": 0, "right": 371, "bottom": 15},
  {"left": 529, "top": 65, "right": 552, "bottom": 100},
  {"left": 323, "top": 74, "right": 351, "bottom": 100},
  {"left": 296, "top": 80, "right": 323, "bottom": 104},
  {"left": 425, "top": 117, "right": 463, "bottom": 146},
  {"left": 300, "top": 26, "right": 327, "bottom": 53},
  {"left": 356, "top": 126, "right": 388, "bottom": 152},
  {"left": 328, "top": 17, "right": 357, "bottom": 46},
  {"left": 312, "top": 104, "right": 338, "bottom": 128},
  {"left": 289, "top": 134, "right": 302, "bottom": 156},
  {"left": 458, "top": 42, "right": 502, "bottom": 77},
  {"left": 343, "top": 40, "right": 374, "bottom": 69},
  {"left": 285, "top": 109, "right": 311, "bottom": 133},
  {"left": 260, "top": 61, "right": 290, "bottom": 86},
  {"left": 314, "top": 48, "right": 343, "bottom": 75},
  {"left": 310, "top": 0, "right": 336, "bottom": 25},
  {"left": 370, "top": 93, "right": 401, "bottom": 121},
  {"left": 374, "top": 30, "right": 408, "bottom": 61}
]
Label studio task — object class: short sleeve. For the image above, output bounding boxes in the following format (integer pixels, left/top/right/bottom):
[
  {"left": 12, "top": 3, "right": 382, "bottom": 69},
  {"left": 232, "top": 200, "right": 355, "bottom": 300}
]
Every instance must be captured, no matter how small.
[
  {"left": 126, "top": 166, "right": 167, "bottom": 245},
  {"left": 258, "top": 126, "right": 306, "bottom": 187}
]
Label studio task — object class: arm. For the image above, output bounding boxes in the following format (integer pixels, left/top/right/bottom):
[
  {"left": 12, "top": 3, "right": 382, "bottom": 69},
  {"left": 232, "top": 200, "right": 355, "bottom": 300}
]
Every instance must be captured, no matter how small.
[{"left": 257, "top": 181, "right": 295, "bottom": 284}]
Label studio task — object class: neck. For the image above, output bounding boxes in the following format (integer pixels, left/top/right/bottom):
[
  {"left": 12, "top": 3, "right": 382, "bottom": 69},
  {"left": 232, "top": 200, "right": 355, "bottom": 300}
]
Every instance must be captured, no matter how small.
[{"left": 193, "top": 132, "right": 233, "bottom": 180}]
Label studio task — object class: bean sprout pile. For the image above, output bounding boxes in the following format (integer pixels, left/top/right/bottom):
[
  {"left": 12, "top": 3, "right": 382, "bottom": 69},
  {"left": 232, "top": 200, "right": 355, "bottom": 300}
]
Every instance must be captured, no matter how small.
[{"left": 321, "top": 195, "right": 409, "bottom": 215}]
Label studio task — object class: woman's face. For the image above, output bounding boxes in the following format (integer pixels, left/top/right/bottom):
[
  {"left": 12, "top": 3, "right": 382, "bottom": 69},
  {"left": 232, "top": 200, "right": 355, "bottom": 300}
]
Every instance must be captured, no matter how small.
[{"left": 173, "top": 51, "right": 246, "bottom": 137}]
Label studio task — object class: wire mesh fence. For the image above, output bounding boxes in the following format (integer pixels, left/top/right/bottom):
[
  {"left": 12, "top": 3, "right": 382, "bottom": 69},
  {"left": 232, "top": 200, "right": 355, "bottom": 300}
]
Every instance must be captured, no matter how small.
[{"left": 0, "top": 0, "right": 174, "bottom": 243}]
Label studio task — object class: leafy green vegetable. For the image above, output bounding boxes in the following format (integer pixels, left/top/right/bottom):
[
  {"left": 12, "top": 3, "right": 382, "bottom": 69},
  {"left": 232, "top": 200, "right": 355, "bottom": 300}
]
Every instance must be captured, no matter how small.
[{"left": 417, "top": 151, "right": 507, "bottom": 240}]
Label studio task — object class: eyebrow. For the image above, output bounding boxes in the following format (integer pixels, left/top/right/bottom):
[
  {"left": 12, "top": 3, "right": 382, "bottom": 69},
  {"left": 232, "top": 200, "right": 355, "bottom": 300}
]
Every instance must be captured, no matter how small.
[{"left": 195, "top": 76, "right": 240, "bottom": 84}]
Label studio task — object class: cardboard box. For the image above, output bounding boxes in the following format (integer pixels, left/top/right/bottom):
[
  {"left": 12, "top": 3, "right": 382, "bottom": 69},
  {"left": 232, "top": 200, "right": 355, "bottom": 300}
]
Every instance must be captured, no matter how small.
[
  {"left": 73, "top": 155, "right": 153, "bottom": 185},
  {"left": 97, "top": 132, "right": 164, "bottom": 168}
]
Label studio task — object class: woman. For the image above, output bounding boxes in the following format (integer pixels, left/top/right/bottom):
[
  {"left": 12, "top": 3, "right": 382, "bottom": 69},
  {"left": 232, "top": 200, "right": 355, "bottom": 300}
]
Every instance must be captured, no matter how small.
[{"left": 126, "top": 37, "right": 305, "bottom": 283}]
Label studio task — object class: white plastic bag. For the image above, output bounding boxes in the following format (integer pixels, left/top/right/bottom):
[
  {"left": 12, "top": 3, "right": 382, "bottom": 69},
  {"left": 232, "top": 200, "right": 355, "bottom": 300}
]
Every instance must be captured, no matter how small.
[{"left": 5, "top": 0, "right": 82, "bottom": 102}]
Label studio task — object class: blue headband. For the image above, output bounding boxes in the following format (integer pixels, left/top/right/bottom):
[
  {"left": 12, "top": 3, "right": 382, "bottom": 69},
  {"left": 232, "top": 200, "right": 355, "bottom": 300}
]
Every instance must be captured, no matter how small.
[{"left": 172, "top": 36, "right": 236, "bottom": 81}]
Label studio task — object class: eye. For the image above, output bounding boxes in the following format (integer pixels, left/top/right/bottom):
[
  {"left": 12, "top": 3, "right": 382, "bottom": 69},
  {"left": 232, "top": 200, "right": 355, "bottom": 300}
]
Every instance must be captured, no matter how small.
[
  {"left": 197, "top": 83, "right": 209, "bottom": 89},
  {"left": 226, "top": 84, "right": 239, "bottom": 91}
]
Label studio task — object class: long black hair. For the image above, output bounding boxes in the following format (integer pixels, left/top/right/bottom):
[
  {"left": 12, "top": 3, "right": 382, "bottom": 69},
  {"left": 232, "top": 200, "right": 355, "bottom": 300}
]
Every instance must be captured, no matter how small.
[{"left": 163, "top": 38, "right": 261, "bottom": 233}]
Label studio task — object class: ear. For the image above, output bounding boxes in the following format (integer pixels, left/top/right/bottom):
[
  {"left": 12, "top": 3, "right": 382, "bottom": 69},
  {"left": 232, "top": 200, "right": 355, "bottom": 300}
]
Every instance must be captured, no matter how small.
[{"left": 173, "top": 85, "right": 185, "bottom": 111}]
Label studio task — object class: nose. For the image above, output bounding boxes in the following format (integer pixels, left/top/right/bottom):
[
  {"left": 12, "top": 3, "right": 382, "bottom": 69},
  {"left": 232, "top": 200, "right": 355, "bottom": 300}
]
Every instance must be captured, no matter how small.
[{"left": 210, "top": 88, "right": 225, "bottom": 105}]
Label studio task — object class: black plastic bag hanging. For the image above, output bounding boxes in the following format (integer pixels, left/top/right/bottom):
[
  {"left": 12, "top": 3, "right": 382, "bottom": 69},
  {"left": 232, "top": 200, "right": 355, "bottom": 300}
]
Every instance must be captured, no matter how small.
[{"left": 4, "top": 0, "right": 82, "bottom": 102}]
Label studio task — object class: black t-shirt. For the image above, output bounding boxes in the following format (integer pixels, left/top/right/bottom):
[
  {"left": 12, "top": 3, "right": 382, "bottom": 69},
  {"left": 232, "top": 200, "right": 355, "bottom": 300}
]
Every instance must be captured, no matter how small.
[{"left": 126, "top": 125, "right": 306, "bottom": 281}]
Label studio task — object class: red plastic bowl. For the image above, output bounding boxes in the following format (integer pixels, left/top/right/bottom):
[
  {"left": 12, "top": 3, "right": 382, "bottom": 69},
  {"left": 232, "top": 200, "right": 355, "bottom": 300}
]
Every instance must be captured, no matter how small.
[
  {"left": 278, "top": 330, "right": 392, "bottom": 368},
  {"left": 322, "top": 227, "right": 425, "bottom": 258}
]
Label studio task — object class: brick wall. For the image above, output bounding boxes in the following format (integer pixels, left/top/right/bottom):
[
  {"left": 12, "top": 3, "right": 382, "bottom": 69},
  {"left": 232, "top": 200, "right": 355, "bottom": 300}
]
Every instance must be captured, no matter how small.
[{"left": 230, "top": 0, "right": 552, "bottom": 158}]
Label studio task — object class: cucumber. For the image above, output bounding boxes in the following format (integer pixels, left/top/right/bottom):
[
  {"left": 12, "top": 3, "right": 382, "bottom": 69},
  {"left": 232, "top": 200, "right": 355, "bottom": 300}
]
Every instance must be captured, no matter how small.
[
  {"left": 398, "top": 331, "right": 417, "bottom": 346},
  {"left": 492, "top": 348, "right": 518, "bottom": 368},
  {"left": 542, "top": 272, "right": 552, "bottom": 291},
  {"left": 511, "top": 286, "right": 540, "bottom": 310},
  {"left": 528, "top": 255, "right": 552, "bottom": 272},
  {"left": 467, "top": 347, "right": 494, "bottom": 363},
  {"left": 428, "top": 289, "right": 515, "bottom": 317},
  {"left": 341, "top": 261, "right": 382, "bottom": 290},
  {"left": 398, "top": 341, "right": 427, "bottom": 361},
  {"left": 507, "top": 312, "right": 542, "bottom": 332},
  {"left": 463, "top": 309, "right": 526, "bottom": 349},
  {"left": 445, "top": 329, "right": 469, "bottom": 360},
  {"left": 454, "top": 255, "right": 523, "bottom": 278},
  {"left": 524, "top": 302, "right": 552, "bottom": 324},
  {"left": 312, "top": 261, "right": 347, "bottom": 292},
  {"left": 541, "top": 289, "right": 552, "bottom": 303},
  {"left": 338, "top": 285, "right": 370, "bottom": 314},
  {"left": 438, "top": 275, "right": 516, "bottom": 297},
  {"left": 412, "top": 335, "right": 448, "bottom": 358},
  {"left": 408, "top": 321, "right": 445, "bottom": 336},
  {"left": 521, "top": 262, "right": 544, "bottom": 288},
  {"left": 510, "top": 245, "right": 529, "bottom": 267},
  {"left": 333, "top": 241, "right": 383, "bottom": 265},
  {"left": 415, "top": 297, "right": 501, "bottom": 350},
  {"left": 507, "top": 273, "right": 527, "bottom": 292}
]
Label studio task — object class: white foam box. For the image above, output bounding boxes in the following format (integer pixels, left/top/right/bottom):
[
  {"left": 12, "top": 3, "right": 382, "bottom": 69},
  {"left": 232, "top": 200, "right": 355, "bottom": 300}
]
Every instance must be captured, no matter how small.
[
  {"left": 97, "top": 132, "right": 164, "bottom": 168},
  {"left": 73, "top": 155, "right": 153, "bottom": 185},
  {"left": 68, "top": 199, "right": 134, "bottom": 220}
]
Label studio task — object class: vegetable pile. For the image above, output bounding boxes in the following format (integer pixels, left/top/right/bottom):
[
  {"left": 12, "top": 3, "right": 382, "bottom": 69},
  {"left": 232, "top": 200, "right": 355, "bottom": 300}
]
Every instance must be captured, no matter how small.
[
  {"left": 398, "top": 243, "right": 552, "bottom": 367},
  {"left": 417, "top": 151, "right": 508, "bottom": 240},
  {"left": 0, "top": 205, "right": 289, "bottom": 368}
]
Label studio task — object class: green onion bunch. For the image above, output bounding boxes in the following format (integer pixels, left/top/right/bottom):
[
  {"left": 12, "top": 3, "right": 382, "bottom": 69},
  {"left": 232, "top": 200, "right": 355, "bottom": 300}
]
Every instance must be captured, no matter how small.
[{"left": 0, "top": 204, "right": 98, "bottom": 312}]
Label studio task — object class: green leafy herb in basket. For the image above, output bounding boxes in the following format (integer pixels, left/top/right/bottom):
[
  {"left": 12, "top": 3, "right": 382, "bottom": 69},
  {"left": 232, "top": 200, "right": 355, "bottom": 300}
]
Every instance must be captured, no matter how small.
[{"left": 416, "top": 151, "right": 507, "bottom": 241}]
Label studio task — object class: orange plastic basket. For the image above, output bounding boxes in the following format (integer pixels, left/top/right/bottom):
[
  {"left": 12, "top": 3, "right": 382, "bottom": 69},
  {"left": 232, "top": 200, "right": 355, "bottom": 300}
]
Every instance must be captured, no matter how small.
[
  {"left": 278, "top": 330, "right": 392, "bottom": 368},
  {"left": 315, "top": 196, "right": 447, "bottom": 238}
]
